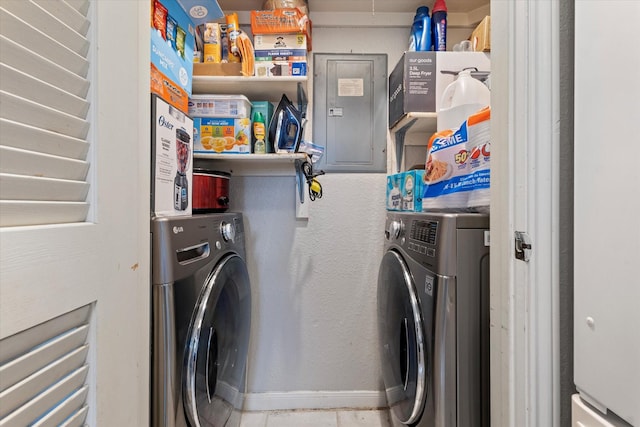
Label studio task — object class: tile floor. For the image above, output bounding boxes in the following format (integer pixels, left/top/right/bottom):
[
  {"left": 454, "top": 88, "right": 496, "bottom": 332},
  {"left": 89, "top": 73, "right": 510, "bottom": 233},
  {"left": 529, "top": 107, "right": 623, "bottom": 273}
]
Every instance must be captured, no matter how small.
[{"left": 239, "top": 409, "right": 393, "bottom": 427}]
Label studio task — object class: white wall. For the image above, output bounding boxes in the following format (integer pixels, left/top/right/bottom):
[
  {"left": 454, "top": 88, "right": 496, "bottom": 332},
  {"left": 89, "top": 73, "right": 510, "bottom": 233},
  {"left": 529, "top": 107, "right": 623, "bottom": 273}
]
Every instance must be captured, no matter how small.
[{"left": 231, "top": 24, "right": 477, "bottom": 411}]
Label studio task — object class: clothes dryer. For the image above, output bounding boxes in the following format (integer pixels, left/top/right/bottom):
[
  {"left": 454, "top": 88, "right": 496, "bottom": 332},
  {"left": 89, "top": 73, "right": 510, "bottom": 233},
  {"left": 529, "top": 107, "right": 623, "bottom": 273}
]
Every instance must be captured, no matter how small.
[
  {"left": 151, "top": 213, "right": 251, "bottom": 427},
  {"left": 377, "top": 212, "right": 490, "bottom": 427}
]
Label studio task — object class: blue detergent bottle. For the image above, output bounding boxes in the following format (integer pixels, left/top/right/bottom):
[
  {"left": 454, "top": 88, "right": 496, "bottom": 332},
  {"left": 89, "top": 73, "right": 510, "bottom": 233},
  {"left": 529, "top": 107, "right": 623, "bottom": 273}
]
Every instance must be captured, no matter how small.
[
  {"left": 432, "top": 0, "right": 448, "bottom": 51},
  {"left": 409, "top": 6, "right": 431, "bottom": 51}
]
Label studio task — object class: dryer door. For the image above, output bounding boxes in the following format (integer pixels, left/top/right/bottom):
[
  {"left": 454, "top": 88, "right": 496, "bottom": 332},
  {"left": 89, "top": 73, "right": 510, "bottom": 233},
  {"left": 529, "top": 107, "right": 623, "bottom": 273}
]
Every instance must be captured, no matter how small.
[
  {"left": 183, "top": 253, "right": 251, "bottom": 427},
  {"left": 378, "top": 249, "right": 426, "bottom": 425}
]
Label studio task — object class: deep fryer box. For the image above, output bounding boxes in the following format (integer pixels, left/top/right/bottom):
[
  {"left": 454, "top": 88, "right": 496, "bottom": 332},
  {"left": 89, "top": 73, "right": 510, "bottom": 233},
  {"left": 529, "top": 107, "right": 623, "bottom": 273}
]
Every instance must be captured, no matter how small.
[{"left": 388, "top": 52, "right": 491, "bottom": 128}]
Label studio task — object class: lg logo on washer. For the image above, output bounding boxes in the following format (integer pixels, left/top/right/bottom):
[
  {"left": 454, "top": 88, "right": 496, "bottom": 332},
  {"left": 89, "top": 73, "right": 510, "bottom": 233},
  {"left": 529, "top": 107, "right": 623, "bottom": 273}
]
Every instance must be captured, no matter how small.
[{"left": 173, "top": 226, "right": 184, "bottom": 234}]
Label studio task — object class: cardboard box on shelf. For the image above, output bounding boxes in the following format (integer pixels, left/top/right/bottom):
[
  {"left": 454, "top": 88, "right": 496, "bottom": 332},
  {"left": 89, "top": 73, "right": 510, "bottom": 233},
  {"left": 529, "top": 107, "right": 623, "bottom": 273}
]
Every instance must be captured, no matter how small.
[
  {"left": 471, "top": 16, "right": 491, "bottom": 52},
  {"left": 255, "top": 60, "right": 307, "bottom": 77},
  {"left": 386, "top": 170, "right": 425, "bottom": 212},
  {"left": 192, "top": 62, "right": 243, "bottom": 76},
  {"left": 250, "top": 9, "right": 312, "bottom": 51},
  {"left": 151, "top": 0, "right": 195, "bottom": 112},
  {"left": 189, "top": 95, "right": 252, "bottom": 118},
  {"left": 193, "top": 117, "right": 251, "bottom": 154},
  {"left": 388, "top": 51, "right": 490, "bottom": 129},
  {"left": 253, "top": 33, "right": 308, "bottom": 51},
  {"left": 251, "top": 101, "right": 275, "bottom": 153}
]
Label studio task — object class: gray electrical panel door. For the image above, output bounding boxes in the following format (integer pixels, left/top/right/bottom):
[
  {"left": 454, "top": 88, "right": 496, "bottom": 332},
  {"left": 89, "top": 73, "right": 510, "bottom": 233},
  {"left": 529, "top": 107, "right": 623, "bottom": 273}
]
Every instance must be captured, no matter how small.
[{"left": 314, "top": 53, "right": 387, "bottom": 172}]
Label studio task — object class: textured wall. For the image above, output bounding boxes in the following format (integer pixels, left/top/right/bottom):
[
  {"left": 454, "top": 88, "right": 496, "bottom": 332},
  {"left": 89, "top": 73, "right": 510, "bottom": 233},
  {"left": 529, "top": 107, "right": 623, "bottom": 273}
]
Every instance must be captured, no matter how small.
[{"left": 226, "top": 24, "right": 478, "bottom": 406}]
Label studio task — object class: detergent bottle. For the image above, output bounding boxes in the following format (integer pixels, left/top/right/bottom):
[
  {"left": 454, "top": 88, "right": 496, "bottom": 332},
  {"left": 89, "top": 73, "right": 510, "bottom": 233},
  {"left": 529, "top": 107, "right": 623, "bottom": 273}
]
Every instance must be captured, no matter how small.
[
  {"left": 431, "top": 0, "right": 447, "bottom": 51},
  {"left": 409, "top": 6, "right": 431, "bottom": 51},
  {"left": 437, "top": 68, "right": 490, "bottom": 131}
]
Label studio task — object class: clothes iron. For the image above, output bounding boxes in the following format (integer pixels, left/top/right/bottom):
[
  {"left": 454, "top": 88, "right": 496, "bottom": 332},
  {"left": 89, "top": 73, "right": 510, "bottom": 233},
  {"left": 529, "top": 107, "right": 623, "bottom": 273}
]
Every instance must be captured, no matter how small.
[{"left": 269, "top": 94, "right": 303, "bottom": 153}]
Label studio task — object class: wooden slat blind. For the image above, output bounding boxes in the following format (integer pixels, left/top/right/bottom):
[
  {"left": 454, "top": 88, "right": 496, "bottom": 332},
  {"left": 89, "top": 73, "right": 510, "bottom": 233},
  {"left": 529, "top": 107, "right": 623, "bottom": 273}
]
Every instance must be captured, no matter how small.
[
  {"left": 0, "top": 0, "right": 92, "bottom": 227},
  {"left": 0, "top": 305, "right": 91, "bottom": 426}
]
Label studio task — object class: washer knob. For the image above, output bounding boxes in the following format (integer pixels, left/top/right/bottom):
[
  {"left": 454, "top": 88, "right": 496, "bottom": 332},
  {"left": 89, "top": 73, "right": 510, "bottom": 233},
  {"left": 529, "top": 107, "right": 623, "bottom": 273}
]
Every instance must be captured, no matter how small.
[
  {"left": 386, "top": 220, "right": 403, "bottom": 241},
  {"left": 220, "top": 221, "right": 235, "bottom": 243}
]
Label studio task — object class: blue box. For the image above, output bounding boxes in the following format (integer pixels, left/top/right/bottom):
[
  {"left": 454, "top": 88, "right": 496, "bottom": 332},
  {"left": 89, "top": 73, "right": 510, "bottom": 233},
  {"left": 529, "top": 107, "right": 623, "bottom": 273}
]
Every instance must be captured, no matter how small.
[
  {"left": 386, "top": 170, "right": 425, "bottom": 211},
  {"left": 151, "top": 0, "right": 197, "bottom": 96}
]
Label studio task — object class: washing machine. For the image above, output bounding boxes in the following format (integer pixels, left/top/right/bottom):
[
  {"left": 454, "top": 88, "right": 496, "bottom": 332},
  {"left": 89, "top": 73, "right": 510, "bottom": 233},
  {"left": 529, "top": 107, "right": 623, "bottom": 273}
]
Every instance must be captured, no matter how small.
[
  {"left": 151, "top": 213, "right": 251, "bottom": 427},
  {"left": 377, "top": 212, "right": 490, "bottom": 427}
]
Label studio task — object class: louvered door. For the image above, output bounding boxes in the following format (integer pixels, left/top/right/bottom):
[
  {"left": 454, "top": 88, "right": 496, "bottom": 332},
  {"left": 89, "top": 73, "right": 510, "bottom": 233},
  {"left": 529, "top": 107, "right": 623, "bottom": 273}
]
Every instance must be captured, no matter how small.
[{"left": 0, "top": 1, "right": 150, "bottom": 426}]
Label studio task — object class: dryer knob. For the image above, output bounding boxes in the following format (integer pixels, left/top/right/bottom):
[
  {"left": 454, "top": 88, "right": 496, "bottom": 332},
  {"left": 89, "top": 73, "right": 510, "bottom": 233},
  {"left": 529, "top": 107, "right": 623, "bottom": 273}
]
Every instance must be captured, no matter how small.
[
  {"left": 220, "top": 221, "right": 235, "bottom": 243},
  {"left": 387, "top": 220, "right": 403, "bottom": 241}
]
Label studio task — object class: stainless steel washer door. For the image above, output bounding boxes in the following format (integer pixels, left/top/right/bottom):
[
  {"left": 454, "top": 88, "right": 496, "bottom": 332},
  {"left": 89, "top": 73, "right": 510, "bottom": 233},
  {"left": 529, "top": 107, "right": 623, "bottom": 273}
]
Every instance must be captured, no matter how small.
[
  {"left": 183, "top": 253, "right": 251, "bottom": 427},
  {"left": 378, "top": 249, "right": 426, "bottom": 425}
]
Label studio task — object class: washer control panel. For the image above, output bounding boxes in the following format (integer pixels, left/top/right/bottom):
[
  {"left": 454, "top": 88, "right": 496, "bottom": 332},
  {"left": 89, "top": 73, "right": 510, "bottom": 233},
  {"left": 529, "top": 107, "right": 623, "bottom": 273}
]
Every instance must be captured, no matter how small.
[{"left": 220, "top": 221, "right": 235, "bottom": 243}]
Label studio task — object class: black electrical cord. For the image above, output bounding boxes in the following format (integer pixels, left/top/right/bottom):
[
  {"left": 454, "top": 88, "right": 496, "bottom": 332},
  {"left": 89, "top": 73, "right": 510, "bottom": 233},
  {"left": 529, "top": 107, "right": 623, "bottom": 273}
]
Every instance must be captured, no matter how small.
[{"left": 301, "top": 160, "right": 325, "bottom": 201}]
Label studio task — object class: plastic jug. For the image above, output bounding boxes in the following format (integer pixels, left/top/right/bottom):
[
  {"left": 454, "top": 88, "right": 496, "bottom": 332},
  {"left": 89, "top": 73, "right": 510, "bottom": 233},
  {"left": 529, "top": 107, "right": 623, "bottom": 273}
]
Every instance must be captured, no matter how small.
[
  {"left": 409, "top": 6, "right": 431, "bottom": 51},
  {"left": 437, "top": 68, "right": 490, "bottom": 131}
]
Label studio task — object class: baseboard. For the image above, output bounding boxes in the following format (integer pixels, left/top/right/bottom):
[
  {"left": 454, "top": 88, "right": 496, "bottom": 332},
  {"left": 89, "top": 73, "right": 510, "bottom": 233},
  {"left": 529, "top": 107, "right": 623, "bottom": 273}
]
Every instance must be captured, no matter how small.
[{"left": 242, "top": 390, "right": 387, "bottom": 412}]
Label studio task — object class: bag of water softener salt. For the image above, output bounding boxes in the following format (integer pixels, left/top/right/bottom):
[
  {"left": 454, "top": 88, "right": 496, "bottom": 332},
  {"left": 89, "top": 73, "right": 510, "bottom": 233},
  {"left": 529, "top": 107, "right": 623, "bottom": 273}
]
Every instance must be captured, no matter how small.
[{"left": 422, "top": 106, "right": 491, "bottom": 212}]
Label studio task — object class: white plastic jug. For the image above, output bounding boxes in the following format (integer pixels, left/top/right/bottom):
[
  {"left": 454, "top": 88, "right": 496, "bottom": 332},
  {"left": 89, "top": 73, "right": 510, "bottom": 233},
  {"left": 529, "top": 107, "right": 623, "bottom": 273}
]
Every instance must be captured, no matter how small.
[{"left": 437, "top": 68, "right": 490, "bottom": 131}]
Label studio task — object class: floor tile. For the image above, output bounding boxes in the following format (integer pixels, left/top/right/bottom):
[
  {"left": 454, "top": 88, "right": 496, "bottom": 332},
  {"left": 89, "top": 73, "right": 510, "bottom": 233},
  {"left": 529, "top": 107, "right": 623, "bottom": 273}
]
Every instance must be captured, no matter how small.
[
  {"left": 266, "top": 410, "right": 338, "bottom": 427},
  {"left": 239, "top": 411, "right": 268, "bottom": 427},
  {"left": 336, "top": 410, "right": 392, "bottom": 427}
]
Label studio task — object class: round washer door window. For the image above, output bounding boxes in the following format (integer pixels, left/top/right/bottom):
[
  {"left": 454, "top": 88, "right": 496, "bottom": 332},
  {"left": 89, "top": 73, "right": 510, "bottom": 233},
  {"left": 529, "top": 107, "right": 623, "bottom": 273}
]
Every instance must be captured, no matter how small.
[
  {"left": 377, "top": 249, "right": 427, "bottom": 425},
  {"left": 183, "top": 253, "right": 251, "bottom": 427}
]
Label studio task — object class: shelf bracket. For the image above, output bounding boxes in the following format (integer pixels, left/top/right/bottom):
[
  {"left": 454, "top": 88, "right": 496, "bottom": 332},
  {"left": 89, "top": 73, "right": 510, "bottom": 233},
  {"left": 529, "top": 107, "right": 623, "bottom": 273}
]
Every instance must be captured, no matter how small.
[
  {"left": 394, "top": 118, "right": 417, "bottom": 173},
  {"left": 294, "top": 159, "right": 306, "bottom": 205}
]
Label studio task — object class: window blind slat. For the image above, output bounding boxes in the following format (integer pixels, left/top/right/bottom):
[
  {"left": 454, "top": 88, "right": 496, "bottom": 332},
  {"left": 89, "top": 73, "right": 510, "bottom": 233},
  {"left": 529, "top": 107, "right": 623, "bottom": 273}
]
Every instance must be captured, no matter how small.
[
  {"left": 0, "top": 8, "right": 89, "bottom": 77},
  {"left": 31, "top": 386, "right": 88, "bottom": 427},
  {"left": 0, "top": 0, "right": 91, "bottom": 225},
  {"left": 57, "top": 404, "right": 88, "bottom": 427},
  {"left": 33, "top": 0, "right": 90, "bottom": 36},
  {"left": 0, "top": 147, "right": 89, "bottom": 181},
  {"left": 0, "top": 92, "right": 90, "bottom": 139},
  {"left": 0, "top": 325, "right": 88, "bottom": 392},
  {"left": 0, "top": 36, "right": 90, "bottom": 98},
  {"left": 0, "top": 64, "right": 90, "bottom": 118},
  {"left": 1, "top": 1, "right": 89, "bottom": 56},
  {"left": 0, "top": 347, "right": 88, "bottom": 418},
  {"left": 0, "top": 201, "right": 89, "bottom": 227},
  {"left": 0, "top": 307, "right": 90, "bottom": 363},
  {"left": 0, "top": 365, "right": 88, "bottom": 427},
  {"left": 0, "top": 174, "right": 90, "bottom": 202},
  {"left": 62, "top": 0, "right": 90, "bottom": 18},
  {"left": 0, "top": 119, "right": 88, "bottom": 160}
]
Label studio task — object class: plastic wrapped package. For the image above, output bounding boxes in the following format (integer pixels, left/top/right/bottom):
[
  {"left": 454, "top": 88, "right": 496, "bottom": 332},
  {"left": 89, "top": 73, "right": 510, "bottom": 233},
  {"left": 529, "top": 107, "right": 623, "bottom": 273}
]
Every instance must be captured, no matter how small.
[
  {"left": 422, "top": 107, "right": 491, "bottom": 212},
  {"left": 262, "top": 0, "right": 309, "bottom": 14}
]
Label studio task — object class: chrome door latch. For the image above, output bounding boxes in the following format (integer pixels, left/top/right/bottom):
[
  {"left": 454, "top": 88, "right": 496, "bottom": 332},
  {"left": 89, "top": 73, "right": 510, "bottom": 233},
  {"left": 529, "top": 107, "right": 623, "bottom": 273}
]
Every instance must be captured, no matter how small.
[{"left": 514, "top": 231, "right": 532, "bottom": 262}]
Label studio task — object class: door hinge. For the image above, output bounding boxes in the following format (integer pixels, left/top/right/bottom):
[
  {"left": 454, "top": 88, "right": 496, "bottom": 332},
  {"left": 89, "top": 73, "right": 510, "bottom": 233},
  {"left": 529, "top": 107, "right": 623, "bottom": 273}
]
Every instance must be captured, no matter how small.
[{"left": 514, "top": 231, "right": 532, "bottom": 262}]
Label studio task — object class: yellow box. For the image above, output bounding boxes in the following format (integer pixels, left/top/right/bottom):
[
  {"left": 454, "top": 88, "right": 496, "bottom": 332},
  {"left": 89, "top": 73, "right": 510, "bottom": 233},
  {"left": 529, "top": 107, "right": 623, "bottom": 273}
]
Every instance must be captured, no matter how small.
[{"left": 471, "top": 16, "right": 490, "bottom": 52}]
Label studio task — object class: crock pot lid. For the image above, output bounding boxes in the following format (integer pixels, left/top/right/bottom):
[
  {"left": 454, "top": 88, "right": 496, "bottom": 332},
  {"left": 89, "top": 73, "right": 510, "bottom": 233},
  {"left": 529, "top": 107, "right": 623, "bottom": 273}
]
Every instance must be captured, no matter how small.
[{"left": 193, "top": 169, "right": 231, "bottom": 178}]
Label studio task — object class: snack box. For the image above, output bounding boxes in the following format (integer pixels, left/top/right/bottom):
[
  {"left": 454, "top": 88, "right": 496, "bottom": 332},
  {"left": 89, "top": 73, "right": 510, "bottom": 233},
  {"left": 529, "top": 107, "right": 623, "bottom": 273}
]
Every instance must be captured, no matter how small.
[
  {"left": 250, "top": 9, "right": 312, "bottom": 51},
  {"left": 253, "top": 33, "right": 308, "bottom": 52},
  {"left": 388, "top": 52, "right": 490, "bottom": 128},
  {"left": 254, "top": 61, "right": 308, "bottom": 77},
  {"left": 386, "top": 170, "right": 425, "bottom": 212},
  {"left": 188, "top": 95, "right": 252, "bottom": 118},
  {"left": 151, "top": 0, "right": 196, "bottom": 112},
  {"left": 193, "top": 117, "right": 251, "bottom": 154}
]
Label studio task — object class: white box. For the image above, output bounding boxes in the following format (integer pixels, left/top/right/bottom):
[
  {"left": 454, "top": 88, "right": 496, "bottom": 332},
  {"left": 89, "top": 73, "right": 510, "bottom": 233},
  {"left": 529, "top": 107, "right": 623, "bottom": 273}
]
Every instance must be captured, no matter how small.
[
  {"left": 152, "top": 95, "right": 193, "bottom": 217},
  {"left": 389, "top": 52, "right": 491, "bottom": 128},
  {"left": 188, "top": 94, "right": 252, "bottom": 118}
]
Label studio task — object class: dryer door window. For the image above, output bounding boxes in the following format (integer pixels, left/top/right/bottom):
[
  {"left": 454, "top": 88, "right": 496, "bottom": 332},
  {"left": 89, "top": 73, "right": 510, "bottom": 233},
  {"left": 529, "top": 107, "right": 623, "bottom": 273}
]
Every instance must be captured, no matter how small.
[
  {"left": 377, "top": 249, "right": 426, "bottom": 425},
  {"left": 183, "top": 253, "right": 251, "bottom": 427}
]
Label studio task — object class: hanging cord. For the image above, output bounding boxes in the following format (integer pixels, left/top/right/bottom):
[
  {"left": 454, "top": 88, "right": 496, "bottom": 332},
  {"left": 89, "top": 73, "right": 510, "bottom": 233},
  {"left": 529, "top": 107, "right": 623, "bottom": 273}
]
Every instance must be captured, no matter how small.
[{"left": 301, "top": 160, "right": 325, "bottom": 201}]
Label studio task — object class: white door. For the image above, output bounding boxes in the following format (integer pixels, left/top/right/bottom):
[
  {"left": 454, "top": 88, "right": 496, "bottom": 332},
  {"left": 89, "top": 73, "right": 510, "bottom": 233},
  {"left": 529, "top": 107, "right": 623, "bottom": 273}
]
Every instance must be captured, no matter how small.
[
  {"left": 574, "top": 1, "right": 640, "bottom": 425},
  {"left": 490, "top": 0, "right": 561, "bottom": 426},
  {"left": 0, "top": 1, "right": 150, "bottom": 425}
]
